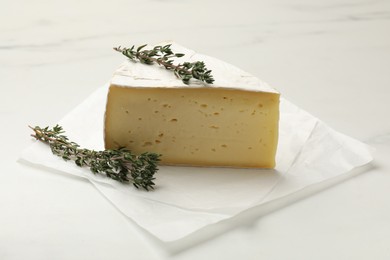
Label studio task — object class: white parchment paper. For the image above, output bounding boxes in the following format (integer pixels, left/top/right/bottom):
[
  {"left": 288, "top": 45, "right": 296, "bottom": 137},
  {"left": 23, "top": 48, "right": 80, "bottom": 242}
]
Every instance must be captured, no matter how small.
[{"left": 20, "top": 85, "right": 373, "bottom": 241}]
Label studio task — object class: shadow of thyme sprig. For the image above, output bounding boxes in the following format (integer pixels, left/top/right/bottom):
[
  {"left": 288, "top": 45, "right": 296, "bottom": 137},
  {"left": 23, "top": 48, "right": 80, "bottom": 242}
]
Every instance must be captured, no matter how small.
[
  {"left": 113, "top": 44, "right": 214, "bottom": 85},
  {"left": 29, "top": 125, "right": 160, "bottom": 191}
]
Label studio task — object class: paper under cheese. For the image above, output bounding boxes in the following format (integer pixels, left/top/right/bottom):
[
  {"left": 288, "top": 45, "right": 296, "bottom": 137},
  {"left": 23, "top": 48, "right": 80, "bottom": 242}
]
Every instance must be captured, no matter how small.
[{"left": 104, "top": 43, "right": 280, "bottom": 168}]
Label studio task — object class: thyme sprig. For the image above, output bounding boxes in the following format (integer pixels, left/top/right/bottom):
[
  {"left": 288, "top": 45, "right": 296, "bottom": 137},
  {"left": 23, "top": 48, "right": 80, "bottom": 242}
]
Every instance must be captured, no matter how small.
[
  {"left": 113, "top": 44, "right": 215, "bottom": 85},
  {"left": 29, "top": 125, "right": 160, "bottom": 191}
]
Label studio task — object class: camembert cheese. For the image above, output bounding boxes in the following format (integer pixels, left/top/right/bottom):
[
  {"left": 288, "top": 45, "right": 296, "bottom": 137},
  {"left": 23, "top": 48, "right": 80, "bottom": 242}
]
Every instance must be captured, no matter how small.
[{"left": 104, "top": 43, "right": 279, "bottom": 168}]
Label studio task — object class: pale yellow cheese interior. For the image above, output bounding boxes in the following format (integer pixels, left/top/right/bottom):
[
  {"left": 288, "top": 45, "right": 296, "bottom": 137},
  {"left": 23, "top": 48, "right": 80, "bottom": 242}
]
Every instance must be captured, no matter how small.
[{"left": 104, "top": 85, "right": 279, "bottom": 168}]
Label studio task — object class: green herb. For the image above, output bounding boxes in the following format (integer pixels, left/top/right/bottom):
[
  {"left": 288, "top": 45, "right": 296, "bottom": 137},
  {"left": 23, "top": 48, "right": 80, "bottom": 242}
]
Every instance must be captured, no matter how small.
[
  {"left": 113, "top": 44, "right": 215, "bottom": 85},
  {"left": 29, "top": 125, "right": 160, "bottom": 191}
]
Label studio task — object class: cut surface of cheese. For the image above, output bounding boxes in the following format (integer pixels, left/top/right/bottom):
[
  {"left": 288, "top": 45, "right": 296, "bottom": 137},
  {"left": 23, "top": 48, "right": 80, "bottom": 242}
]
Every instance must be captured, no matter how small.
[{"left": 104, "top": 42, "right": 280, "bottom": 168}]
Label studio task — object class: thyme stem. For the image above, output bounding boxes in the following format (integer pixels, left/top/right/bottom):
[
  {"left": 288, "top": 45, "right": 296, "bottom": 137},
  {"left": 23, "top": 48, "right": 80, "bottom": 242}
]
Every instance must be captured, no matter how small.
[
  {"left": 29, "top": 125, "right": 160, "bottom": 191},
  {"left": 114, "top": 44, "right": 214, "bottom": 85}
]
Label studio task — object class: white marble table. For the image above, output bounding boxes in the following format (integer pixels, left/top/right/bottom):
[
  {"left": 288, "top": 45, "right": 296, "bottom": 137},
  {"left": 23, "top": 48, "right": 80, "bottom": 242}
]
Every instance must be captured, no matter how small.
[{"left": 1, "top": 0, "right": 390, "bottom": 259}]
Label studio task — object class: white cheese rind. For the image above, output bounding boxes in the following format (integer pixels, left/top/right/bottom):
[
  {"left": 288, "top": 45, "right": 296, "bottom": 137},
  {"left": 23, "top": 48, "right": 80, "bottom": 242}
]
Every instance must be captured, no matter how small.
[{"left": 110, "top": 42, "right": 279, "bottom": 94}]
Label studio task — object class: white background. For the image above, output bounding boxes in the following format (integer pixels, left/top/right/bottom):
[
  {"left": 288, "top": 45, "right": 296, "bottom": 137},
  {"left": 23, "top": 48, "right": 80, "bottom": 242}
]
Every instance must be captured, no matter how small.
[{"left": 1, "top": 0, "right": 390, "bottom": 259}]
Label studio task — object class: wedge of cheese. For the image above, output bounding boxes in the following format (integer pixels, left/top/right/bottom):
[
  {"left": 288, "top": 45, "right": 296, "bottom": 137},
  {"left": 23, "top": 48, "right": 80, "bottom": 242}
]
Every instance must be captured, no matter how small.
[{"left": 104, "top": 43, "right": 279, "bottom": 168}]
